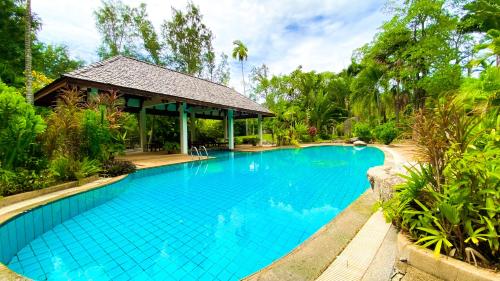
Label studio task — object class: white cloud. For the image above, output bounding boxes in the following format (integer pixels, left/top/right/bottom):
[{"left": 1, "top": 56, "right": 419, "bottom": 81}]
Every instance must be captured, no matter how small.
[{"left": 32, "top": 0, "right": 389, "bottom": 94}]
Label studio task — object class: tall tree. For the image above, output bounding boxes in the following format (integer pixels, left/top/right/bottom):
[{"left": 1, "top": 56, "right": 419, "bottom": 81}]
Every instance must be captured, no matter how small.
[
  {"left": 232, "top": 40, "right": 249, "bottom": 134},
  {"left": 24, "top": 0, "right": 33, "bottom": 104},
  {"left": 33, "top": 44, "right": 84, "bottom": 79},
  {"left": 211, "top": 53, "right": 231, "bottom": 85},
  {"left": 161, "top": 2, "right": 214, "bottom": 75},
  {"left": 132, "top": 3, "right": 162, "bottom": 64},
  {"left": 232, "top": 40, "right": 249, "bottom": 95},
  {"left": 94, "top": 0, "right": 140, "bottom": 59},
  {"left": 0, "top": 0, "right": 40, "bottom": 87},
  {"left": 250, "top": 64, "right": 271, "bottom": 100}
]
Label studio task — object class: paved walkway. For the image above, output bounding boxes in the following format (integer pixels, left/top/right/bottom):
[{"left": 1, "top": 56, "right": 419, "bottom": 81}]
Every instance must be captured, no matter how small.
[
  {"left": 316, "top": 144, "right": 422, "bottom": 281},
  {"left": 316, "top": 211, "right": 393, "bottom": 281}
]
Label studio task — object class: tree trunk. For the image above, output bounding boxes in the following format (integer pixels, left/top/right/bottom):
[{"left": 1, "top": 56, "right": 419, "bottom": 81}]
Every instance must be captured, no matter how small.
[
  {"left": 241, "top": 61, "right": 248, "bottom": 135},
  {"left": 25, "top": 0, "right": 33, "bottom": 104}
]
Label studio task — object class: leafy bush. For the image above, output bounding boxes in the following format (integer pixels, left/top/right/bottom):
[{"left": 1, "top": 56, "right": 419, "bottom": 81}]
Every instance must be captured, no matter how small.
[
  {"left": 353, "top": 122, "right": 372, "bottom": 142},
  {"left": 373, "top": 122, "right": 398, "bottom": 144},
  {"left": 49, "top": 156, "right": 73, "bottom": 181},
  {"left": 308, "top": 126, "right": 317, "bottom": 139},
  {"left": 81, "top": 109, "right": 111, "bottom": 160},
  {"left": 0, "top": 168, "right": 52, "bottom": 196},
  {"left": 290, "top": 138, "right": 300, "bottom": 147},
  {"left": 238, "top": 136, "right": 259, "bottom": 146},
  {"left": 74, "top": 158, "right": 101, "bottom": 180},
  {"left": 0, "top": 85, "right": 46, "bottom": 170},
  {"left": 163, "top": 142, "right": 180, "bottom": 154},
  {"left": 294, "top": 122, "right": 308, "bottom": 141},
  {"left": 196, "top": 119, "right": 223, "bottom": 141},
  {"left": 100, "top": 159, "right": 136, "bottom": 177},
  {"left": 382, "top": 96, "right": 499, "bottom": 266},
  {"left": 335, "top": 123, "right": 344, "bottom": 136},
  {"left": 49, "top": 156, "right": 101, "bottom": 182}
]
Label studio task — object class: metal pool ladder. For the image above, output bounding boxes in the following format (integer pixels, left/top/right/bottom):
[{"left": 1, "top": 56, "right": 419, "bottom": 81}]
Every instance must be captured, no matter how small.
[
  {"left": 200, "top": 146, "right": 209, "bottom": 159},
  {"left": 190, "top": 146, "right": 201, "bottom": 159}
]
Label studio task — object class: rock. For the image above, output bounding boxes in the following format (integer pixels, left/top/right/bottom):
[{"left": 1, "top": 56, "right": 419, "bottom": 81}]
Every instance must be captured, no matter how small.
[
  {"left": 367, "top": 165, "right": 407, "bottom": 202},
  {"left": 347, "top": 137, "right": 359, "bottom": 144},
  {"left": 353, "top": 140, "right": 367, "bottom": 146}
]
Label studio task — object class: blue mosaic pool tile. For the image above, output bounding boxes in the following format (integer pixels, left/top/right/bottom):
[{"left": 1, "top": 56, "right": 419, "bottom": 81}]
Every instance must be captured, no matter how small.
[
  {"left": 51, "top": 201, "right": 62, "bottom": 226},
  {"left": 23, "top": 212, "right": 35, "bottom": 246},
  {"left": 3, "top": 147, "right": 384, "bottom": 280},
  {"left": 60, "top": 198, "right": 70, "bottom": 223},
  {"left": 0, "top": 224, "right": 9, "bottom": 263},
  {"left": 5, "top": 221, "right": 16, "bottom": 260},
  {"left": 15, "top": 216, "right": 26, "bottom": 251}
]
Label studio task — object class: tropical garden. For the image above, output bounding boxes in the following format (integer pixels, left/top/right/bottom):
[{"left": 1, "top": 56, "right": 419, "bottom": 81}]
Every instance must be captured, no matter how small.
[{"left": 0, "top": 0, "right": 498, "bottom": 270}]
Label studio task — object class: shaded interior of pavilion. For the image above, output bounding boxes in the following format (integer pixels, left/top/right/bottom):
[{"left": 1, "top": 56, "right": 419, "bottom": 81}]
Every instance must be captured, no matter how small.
[{"left": 131, "top": 97, "right": 267, "bottom": 154}]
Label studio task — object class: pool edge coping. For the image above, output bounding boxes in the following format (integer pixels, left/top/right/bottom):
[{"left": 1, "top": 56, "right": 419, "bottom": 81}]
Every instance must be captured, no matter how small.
[{"left": 0, "top": 144, "right": 390, "bottom": 280}]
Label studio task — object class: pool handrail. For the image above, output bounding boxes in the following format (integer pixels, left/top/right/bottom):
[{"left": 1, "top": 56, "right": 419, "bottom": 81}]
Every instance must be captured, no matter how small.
[
  {"left": 200, "top": 146, "right": 209, "bottom": 158},
  {"left": 190, "top": 146, "right": 201, "bottom": 159}
]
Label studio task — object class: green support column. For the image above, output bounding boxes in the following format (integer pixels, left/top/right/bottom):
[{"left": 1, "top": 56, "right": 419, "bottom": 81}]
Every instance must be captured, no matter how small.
[
  {"left": 190, "top": 112, "right": 196, "bottom": 143},
  {"left": 223, "top": 115, "right": 228, "bottom": 140},
  {"left": 179, "top": 102, "right": 188, "bottom": 154},
  {"left": 258, "top": 114, "right": 263, "bottom": 146},
  {"left": 139, "top": 107, "right": 147, "bottom": 152},
  {"left": 228, "top": 109, "right": 234, "bottom": 150}
]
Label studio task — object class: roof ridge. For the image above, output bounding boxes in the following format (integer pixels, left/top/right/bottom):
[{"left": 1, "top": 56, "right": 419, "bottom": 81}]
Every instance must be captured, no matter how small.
[
  {"left": 66, "top": 56, "right": 123, "bottom": 77},
  {"left": 117, "top": 55, "right": 241, "bottom": 92}
]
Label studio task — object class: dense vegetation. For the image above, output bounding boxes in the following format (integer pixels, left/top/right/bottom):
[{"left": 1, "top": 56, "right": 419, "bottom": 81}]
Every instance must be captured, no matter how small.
[
  {"left": 0, "top": 0, "right": 498, "bottom": 268},
  {"left": 250, "top": 0, "right": 498, "bottom": 147}
]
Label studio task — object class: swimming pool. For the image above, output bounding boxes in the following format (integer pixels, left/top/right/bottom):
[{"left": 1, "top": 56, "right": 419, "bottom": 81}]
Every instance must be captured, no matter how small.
[{"left": 1, "top": 146, "right": 384, "bottom": 280}]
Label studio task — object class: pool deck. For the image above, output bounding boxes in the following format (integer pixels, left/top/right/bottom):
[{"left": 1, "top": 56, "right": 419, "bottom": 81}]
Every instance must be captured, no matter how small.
[{"left": 116, "top": 151, "right": 210, "bottom": 169}]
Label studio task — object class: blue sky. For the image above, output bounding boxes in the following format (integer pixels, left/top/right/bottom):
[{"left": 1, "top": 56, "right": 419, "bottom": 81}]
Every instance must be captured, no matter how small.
[{"left": 32, "top": 0, "right": 389, "bottom": 93}]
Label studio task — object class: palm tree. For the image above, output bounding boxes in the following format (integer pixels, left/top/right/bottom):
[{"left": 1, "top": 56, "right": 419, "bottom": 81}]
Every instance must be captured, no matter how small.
[
  {"left": 25, "top": 0, "right": 33, "bottom": 104},
  {"left": 232, "top": 40, "right": 249, "bottom": 134}
]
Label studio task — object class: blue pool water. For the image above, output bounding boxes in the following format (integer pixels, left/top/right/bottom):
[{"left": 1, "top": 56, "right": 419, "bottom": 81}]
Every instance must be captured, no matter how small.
[{"left": 1, "top": 146, "right": 384, "bottom": 280}]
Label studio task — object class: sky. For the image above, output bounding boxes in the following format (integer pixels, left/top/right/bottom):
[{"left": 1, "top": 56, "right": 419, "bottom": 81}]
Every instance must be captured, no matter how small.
[{"left": 32, "top": 0, "right": 390, "bottom": 93}]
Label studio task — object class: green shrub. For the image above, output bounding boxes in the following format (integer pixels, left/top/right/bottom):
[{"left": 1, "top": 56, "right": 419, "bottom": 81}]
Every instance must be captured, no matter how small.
[
  {"left": 373, "top": 122, "right": 398, "bottom": 144},
  {"left": 381, "top": 97, "right": 499, "bottom": 265},
  {"left": 74, "top": 158, "right": 101, "bottom": 180},
  {"left": 49, "top": 156, "right": 75, "bottom": 181},
  {"left": 81, "top": 109, "right": 111, "bottom": 160},
  {"left": 335, "top": 123, "right": 344, "bottom": 136},
  {"left": 353, "top": 122, "right": 372, "bottom": 142},
  {"left": 196, "top": 119, "right": 223, "bottom": 141},
  {"left": 163, "top": 142, "right": 180, "bottom": 154},
  {"left": 0, "top": 168, "right": 52, "bottom": 196},
  {"left": 290, "top": 138, "right": 300, "bottom": 147},
  {"left": 50, "top": 156, "right": 102, "bottom": 181},
  {"left": 100, "top": 159, "right": 136, "bottom": 177},
  {"left": 239, "top": 136, "right": 259, "bottom": 146},
  {"left": 0, "top": 86, "right": 46, "bottom": 170}
]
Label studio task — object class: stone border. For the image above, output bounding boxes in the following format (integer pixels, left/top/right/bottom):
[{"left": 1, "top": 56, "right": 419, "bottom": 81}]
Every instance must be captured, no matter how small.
[
  {"left": 0, "top": 175, "right": 99, "bottom": 208},
  {"left": 397, "top": 233, "right": 499, "bottom": 281}
]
